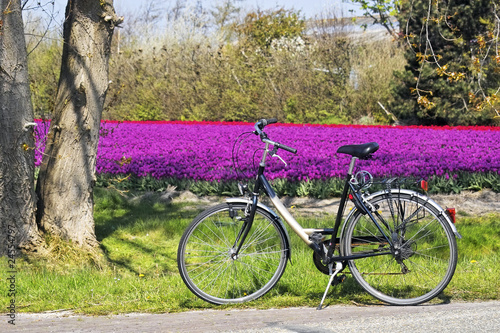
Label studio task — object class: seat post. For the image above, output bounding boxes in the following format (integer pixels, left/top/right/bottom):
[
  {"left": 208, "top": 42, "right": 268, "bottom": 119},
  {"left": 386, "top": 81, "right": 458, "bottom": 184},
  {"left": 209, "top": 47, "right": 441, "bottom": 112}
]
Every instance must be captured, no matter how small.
[{"left": 348, "top": 157, "right": 358, "bottom": 176}]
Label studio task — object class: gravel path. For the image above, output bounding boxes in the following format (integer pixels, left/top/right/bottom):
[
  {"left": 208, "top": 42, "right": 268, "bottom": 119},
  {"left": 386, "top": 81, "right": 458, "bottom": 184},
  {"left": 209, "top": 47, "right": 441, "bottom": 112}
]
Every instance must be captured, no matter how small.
[{"left": 170, "top": 188, "right": 500, "bottom": 217}]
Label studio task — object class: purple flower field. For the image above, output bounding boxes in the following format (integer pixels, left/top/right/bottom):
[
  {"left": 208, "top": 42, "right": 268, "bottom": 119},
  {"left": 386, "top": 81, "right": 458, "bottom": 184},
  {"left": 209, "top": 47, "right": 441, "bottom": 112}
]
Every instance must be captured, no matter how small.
[{"left": 34, "top": 121, "right": 500, "bottom": 182}]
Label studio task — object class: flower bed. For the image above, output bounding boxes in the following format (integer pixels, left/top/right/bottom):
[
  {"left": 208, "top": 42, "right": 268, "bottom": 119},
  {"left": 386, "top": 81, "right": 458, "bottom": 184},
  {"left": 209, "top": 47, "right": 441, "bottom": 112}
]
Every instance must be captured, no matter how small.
[{"left": 34, "top": 120, "right": 500, "bottom": 184}]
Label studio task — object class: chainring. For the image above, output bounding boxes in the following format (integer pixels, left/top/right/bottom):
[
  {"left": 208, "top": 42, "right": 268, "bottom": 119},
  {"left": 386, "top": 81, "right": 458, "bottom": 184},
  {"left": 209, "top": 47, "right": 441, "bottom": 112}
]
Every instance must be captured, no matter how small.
[{"left": 312, "top": 240, "right": 339, "bottom": 275}]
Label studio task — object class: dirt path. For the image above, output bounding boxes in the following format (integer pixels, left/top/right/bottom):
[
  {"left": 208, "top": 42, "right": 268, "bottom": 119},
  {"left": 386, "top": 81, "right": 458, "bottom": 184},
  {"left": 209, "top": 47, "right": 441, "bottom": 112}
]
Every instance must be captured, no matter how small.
[{"left": 170, "top": 188, "right": 500, "bottom": 217}]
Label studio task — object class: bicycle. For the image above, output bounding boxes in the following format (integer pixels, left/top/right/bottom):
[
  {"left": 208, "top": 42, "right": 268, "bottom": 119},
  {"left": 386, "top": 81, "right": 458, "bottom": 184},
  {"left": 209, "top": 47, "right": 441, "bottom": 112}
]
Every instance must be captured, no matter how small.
[{"left": 177, "top": 119, "right": 461, "bottom": 309}]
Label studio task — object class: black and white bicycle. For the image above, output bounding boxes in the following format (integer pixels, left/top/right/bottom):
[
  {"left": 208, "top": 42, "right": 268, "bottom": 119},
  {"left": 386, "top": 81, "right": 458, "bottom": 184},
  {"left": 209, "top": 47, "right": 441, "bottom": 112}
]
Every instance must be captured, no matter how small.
[{"left": 177, "top": 119, "right": 460, "bottom": 309}]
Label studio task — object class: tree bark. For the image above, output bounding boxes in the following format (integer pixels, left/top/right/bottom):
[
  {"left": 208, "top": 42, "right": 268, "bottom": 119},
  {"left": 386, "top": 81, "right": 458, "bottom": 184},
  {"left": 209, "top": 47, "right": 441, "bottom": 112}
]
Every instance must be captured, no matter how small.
[
  {"left": 0, "top": 0, "right": 42, "bottom": 255},
  {"left": 36, "top": 0, "right": 120, "bottom": 248}
]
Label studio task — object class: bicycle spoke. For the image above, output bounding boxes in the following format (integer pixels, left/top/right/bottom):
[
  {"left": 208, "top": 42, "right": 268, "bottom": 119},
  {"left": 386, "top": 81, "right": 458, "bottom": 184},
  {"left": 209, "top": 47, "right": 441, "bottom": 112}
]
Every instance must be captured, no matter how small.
[
  {"left": 178, "top": 204, "right": 288, "bottom": 304},
  {"left": 343, "top": 192, "right": 457, "bottom": 305}
]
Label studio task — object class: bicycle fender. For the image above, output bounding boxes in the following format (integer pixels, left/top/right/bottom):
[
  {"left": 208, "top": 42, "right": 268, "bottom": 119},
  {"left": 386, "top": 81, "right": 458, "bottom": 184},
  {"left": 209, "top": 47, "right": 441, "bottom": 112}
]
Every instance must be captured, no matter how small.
[
  {"left": 342, "top": 189, "right": 462, "bottom": 239},
  {"left": 225, "top": 198, "right": 292, "bottom": 260}
]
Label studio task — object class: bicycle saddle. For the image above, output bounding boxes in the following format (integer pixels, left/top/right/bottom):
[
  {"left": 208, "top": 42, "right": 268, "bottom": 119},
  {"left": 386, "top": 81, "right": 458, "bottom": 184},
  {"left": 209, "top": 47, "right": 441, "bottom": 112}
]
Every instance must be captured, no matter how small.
[{"left": 337, "top": 142, "right": 379, "bottom": 159}]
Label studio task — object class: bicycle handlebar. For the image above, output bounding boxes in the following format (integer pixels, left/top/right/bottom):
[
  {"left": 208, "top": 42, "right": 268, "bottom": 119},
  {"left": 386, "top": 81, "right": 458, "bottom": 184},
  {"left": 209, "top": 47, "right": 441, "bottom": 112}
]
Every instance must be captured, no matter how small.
[
  {"left": 255, "top": 118, "right": 277, "bottom": 131},
  {"left": 274, "top": 142, "right": 297, "bottom": 154},
  {"left": 262, "top": 118, "right": 278, "bottom": 126},
  {"left": 254, "top": 119, "right": 297, "bottom": 154}
]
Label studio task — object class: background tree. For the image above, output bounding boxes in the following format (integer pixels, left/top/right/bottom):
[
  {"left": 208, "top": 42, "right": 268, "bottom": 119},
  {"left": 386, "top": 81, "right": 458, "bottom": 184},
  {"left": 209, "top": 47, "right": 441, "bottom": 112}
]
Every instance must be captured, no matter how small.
[
  {"left": 392, "top": 0, "right": 500, "bottom": 125},
  {"left": 36, "top": 0, "right": 121, "bottom": 248},
  {"left": 0, "top": 0, "right": 42, "bottom": 255},
  {"left": 211, "top": 0, "right": 242, "bottom": 41},
  {"left": 29, "top": 3, "right": 405, "bottom": 125},
  {"left": 27, "top": 35, "right": 61, "bottom": 119},
  {"left": 354, "top": 0, "right": 500, "bottom": 125},
  {"left": 351, "top": 0, "right": 400, "bottom": 38}
]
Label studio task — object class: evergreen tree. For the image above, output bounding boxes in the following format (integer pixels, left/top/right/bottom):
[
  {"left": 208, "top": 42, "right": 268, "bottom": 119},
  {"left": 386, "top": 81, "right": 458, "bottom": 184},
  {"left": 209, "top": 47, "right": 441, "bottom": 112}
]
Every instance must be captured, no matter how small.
[{"left": 390, "top": 0, "right": 499, "bottom": 125}]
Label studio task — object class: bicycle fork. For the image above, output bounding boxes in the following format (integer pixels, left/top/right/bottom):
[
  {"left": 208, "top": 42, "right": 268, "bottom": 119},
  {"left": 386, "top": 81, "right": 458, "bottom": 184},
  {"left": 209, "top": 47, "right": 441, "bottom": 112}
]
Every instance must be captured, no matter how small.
[{"left": 231, "top": 197, "right": 258, "bottom": 256}]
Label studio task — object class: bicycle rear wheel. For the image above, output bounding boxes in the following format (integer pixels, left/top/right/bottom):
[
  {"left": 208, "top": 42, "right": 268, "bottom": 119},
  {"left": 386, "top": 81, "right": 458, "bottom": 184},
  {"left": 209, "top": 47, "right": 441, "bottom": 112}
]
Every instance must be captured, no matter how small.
[
  {"left": 341, "top": 191, "right": 457, "bottom": 305},
  {"left": 177, "top": 203, "right": 288, "bottom": 304}
]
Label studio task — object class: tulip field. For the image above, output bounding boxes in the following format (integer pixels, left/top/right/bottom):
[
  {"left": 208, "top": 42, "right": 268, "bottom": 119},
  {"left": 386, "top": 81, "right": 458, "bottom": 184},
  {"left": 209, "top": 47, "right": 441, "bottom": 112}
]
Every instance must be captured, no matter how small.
[{"left": 34, "top": 120, "right": 500, "bottom": 194}]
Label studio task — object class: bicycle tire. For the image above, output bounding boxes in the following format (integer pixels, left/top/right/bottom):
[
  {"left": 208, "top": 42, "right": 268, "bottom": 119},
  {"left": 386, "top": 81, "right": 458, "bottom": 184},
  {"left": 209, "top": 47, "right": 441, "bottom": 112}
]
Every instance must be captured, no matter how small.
[
  {"left": 341, "top": 191, "right": 458, "bottom": 305},
  {"left": 177, "top": 203, "right": 289, "bottom": 304}
]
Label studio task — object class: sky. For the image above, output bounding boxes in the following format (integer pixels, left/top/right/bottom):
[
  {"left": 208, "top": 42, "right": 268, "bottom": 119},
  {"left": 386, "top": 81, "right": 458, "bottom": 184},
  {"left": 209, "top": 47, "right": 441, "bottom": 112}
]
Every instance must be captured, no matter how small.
[
  {"left": 117, "top": 0, "right": 363, "bottom": 18},
  {"left": 49, "top": 0, "right": 363, "bottom": 21}
]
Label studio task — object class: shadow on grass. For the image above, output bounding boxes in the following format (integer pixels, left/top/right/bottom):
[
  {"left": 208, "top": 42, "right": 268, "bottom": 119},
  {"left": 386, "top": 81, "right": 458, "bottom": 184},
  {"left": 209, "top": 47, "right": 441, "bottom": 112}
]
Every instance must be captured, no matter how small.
[
  {"left": 94, "top": 189, "right": 197, "bottom": 240},
  {"left": 307, "top": 276, "right": 454, "bottom": 308},
  {"left": 305, "top": 277, "right": 379, "bottom": 306},
  {"left": 93, "top": 188, "right": 206, "bottom": 275},
  {"left": 272, "top": 273, "right": 376, "bottom": 306}
]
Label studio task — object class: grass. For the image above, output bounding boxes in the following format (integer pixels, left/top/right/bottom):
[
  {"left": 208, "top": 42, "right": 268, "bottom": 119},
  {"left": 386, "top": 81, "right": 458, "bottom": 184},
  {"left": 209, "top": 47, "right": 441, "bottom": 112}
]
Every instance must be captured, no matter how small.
[{"left": 1, "top": 188, "right": 499, "bottom": 314}]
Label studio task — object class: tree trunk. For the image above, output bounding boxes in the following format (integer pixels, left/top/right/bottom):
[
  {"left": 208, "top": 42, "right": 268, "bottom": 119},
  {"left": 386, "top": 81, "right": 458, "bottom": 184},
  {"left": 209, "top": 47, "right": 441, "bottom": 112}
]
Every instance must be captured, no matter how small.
[
  {"left": 0, "top": 0, "right": 42, "bottom": 255},
  {"left": 36, "top": 0, "right": 120, "bottom": 248}
]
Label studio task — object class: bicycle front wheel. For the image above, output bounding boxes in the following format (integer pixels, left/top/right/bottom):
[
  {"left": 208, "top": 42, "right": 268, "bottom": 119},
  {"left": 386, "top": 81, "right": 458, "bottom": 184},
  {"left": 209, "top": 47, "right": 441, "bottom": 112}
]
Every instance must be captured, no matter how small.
[
  {"left": 177, "top": 203, "right": 289, "bottom": 304},
  {"left": 341, "top": 191, "right": 457, "bottom": 305}
]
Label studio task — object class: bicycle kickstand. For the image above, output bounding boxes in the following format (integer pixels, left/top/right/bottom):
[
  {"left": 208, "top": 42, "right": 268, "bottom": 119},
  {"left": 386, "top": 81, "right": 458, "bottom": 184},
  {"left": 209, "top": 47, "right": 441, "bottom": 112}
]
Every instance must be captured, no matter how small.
[{"left": 317, "top": 261, "right": 344, "bottom": 310}]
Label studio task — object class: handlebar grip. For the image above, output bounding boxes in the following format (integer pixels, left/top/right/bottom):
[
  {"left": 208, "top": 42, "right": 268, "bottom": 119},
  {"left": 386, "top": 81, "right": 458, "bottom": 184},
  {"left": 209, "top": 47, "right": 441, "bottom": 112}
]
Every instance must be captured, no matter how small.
[
  {"left": 259, "top": 118, "right": 278, "bottom": 128},
  {"left": 277, "top": 143, "right": 297, "bottom": 154}
]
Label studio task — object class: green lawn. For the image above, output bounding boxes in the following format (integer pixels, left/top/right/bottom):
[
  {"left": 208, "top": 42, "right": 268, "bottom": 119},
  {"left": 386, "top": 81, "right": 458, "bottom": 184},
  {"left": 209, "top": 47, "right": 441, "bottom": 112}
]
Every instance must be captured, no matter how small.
[{"left": 1, "top": 188, "right": 499, "bottom": 314}]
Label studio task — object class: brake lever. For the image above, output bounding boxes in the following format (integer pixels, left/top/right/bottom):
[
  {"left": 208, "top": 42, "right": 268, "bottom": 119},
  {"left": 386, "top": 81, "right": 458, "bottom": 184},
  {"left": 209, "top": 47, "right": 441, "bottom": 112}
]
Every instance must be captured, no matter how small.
[
  {"left": 273, "top": 153, "right": 287, "bottom": 166},
  {"left": 269, "top": 146, "right": 288, "bottom": 166}
]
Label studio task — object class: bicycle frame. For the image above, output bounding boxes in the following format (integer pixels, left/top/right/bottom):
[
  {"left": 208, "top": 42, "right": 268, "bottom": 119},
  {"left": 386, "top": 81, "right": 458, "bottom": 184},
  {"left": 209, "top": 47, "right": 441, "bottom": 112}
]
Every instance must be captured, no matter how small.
[
  {"left": 233, "top": 141, "right": 393, "bottom": 264},
  {"left": 179, "top": 119, "right": 460, "bottom": 309}
]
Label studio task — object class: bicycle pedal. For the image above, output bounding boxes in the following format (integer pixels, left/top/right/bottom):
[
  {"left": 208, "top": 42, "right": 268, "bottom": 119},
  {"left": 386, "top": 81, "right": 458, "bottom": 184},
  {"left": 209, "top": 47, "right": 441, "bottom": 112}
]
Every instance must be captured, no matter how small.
[{"left": 333, "top": 274, "right": 346, "bottom": 285}]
